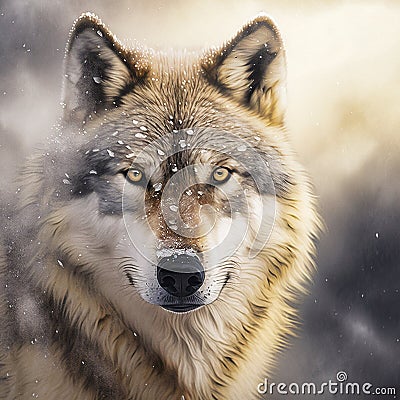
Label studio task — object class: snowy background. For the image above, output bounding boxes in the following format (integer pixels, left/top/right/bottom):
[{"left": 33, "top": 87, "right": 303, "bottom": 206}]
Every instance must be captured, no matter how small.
[{"left": 0, "top": 0, "right": 399, "bottom": 398}]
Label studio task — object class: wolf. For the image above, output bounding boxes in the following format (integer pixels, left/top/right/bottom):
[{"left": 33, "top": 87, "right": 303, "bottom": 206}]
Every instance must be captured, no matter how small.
[{"left": 0, "top": 12, "right": 319, "bottom": 400}]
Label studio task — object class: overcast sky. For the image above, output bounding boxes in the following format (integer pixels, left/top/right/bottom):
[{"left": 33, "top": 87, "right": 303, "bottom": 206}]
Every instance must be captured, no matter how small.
[{"left": 0, "top": 1, "right": 399, "bottom": 398}]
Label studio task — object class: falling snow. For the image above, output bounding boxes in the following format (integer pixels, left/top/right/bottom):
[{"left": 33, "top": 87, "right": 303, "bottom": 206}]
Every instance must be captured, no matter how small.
[{"left": 153, "top": 183, "right": 162, "bottom": 192}]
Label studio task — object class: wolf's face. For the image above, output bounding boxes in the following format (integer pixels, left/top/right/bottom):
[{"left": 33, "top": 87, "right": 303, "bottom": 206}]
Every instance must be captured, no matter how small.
[
  {"left": 117, "top": 127, "right": 277, "bottom": 313},
  {"left": 47, "top": 13, "right": 294, "bottom": 315}
]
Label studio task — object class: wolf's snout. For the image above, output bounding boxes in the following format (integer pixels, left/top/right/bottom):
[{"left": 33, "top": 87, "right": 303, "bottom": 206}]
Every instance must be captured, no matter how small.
[{"left": 157, "top": 254, "right": 205, "bottom": 297}]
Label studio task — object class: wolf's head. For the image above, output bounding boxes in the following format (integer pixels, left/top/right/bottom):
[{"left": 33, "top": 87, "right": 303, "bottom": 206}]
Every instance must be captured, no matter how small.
[{"left": 23, "top": 14, "right": 317, "bottom": 326}]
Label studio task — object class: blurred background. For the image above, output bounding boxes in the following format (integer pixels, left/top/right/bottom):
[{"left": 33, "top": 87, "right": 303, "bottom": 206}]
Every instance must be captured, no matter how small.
[{"left": 1, "top": 0, "right": 399, "bottom": 398}]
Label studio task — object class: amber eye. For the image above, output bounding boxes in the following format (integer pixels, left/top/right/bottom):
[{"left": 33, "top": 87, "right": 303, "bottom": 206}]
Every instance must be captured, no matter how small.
[
  {"left": 212, "top": 167, "right": 231, "bottom": 183},
  {"left": 126, "top": 168, "right": 144, "bottom": 184}
]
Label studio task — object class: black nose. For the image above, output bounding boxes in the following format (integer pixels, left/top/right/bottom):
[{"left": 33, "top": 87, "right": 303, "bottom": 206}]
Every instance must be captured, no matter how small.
[{"left": 157, "top": 254, "right": 205, "bottom": 297}]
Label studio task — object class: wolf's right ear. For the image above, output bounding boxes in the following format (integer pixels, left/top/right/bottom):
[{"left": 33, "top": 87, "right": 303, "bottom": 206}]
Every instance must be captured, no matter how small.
[
  {"left": 202, "top": 15, "right": 287, "bottom": 126},
  {"left": 62, "top": 13, "right": 149, "bottom": 125}
]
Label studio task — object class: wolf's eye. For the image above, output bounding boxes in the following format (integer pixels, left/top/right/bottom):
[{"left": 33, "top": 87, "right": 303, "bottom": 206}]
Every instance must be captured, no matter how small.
[
  {"left": 126, "top": 168, "right": 144, "bottom": 184},
  {"left": 212, "top": 167, "right": 231, "bottom": 184}
]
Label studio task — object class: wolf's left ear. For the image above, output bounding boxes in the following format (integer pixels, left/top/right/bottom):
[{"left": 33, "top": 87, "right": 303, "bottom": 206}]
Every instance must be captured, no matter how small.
[
  {"left": 62, "top": 13, "right": 149, "bottom": 124},
  {"left": 203, "top": 15, "right": 287, "bottom": 125}
]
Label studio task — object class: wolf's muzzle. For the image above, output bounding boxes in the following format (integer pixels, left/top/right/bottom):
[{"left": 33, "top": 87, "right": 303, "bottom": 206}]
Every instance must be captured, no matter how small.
[{"left": 157, "top": 254, "right": 205, "bottom": 298}]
